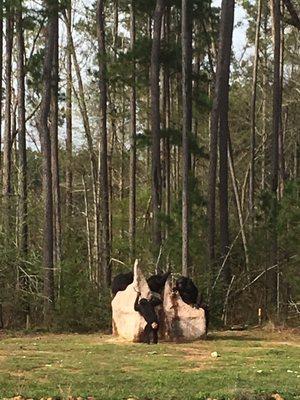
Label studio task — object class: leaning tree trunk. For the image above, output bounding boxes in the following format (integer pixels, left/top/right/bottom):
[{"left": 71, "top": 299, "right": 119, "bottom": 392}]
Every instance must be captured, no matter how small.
[
  {"left": 37, "top": 0, "right": 57, "bottom": 325},
  {"left": 96, "top": 0, "right": 110, "bottom": 287},
  {"left": 151, "top": 0, "right": 165, "bottom": 265},
  {"left": 181, "top": 0, "right": 193, "bottom": 277},
  {"left": 129, "top": 0, "right": 137, "bottom": 261}
]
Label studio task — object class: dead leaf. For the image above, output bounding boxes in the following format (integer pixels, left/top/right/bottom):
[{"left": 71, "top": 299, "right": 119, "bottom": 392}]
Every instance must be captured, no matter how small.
[{"left": 272, "top": 394, "right": 285, "bottom": 400}]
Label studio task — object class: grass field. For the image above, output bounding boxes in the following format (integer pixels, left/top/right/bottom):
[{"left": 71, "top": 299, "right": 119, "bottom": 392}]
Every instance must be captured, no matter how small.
[{"left": 0, "top": 328, "right": 299, "bottom": 400}]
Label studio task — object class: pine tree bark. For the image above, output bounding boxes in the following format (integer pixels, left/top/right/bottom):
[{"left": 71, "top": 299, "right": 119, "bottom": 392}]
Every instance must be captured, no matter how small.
[
  {"left": 278, "top": 12, "right": 285, "bottom": 199},
  {"left": 50, "top": 5, "right": 61, "bottom": 272},
  {"left": 65, "top": 0, "right": 73, "bottom": 215},
  {"left": 96, "top": 0, "right": 110, "bottom": 286},
  {"left": 208, "top": 85, "right": 218, "bottom": 264},
  {"left": 82, "top": 174, "right": 93, "bottom": 281},
  {"left": 37, "top": 0, "right": 57, "bottom": 325},
  {"left": 0, "top": 0, "right": 3, "bottom": 175},
  {"left": 211, "top": 0, "right": 235, "bottom": 284},
  {"left": 261, "top": 21, "right": 267, "bottom": 191},
  {"left": 270, "top": 0, "right": 282, "bottom": 309},
  {"left": 181, "top": 0, "right": 193, "bottom": 277},
  {"left": 151, "top": 0, "right": 165, "bottom": 261},
  {"left": 129, "top": 0, "right": 137, "bottom": 261},
  {"left": 16, "top": 2, "right": 28, "bottom": 261},
  {"left": 249, "top": 0, "right": 262, "bottom": 223},
  {"left": 163, "top": 5, "right": 171, "bottom": 248},
  {"left": 2, "top": 3, "right": 14, "bottom": 235}
]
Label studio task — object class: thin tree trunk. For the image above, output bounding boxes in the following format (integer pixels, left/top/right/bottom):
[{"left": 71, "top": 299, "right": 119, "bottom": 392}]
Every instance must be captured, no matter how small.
[
  {"left": 129, "top": 0, "right": 137, "bottom": 261},
  {"left": 120, "top": 92, "right": 125, "bottom": 203},
  {"left": 50, "top": 5, "right": 61, "bottom": 276},
  {"left": 0, "top": 0, "right": 3, "bottom": 177},
  {"left": 64, "top": 12, "right": 100, "bottom": 269},
  {"left": 163, "top": 5, "right": 171, "bottom": 250},
  {"left": 249, "top": 0, "right": 262, "bottom": 223},
  {"left": 2, "top": 4, "right": 14, "bottom": 236},
  {"left": 270, "top": 0, "right": 281, "bottom": 309},
  {"left": 278, "top": 12, "right": 285, "bottom": 199},
  {"left": 151, "top": 0, "right": 165, "bottom": 262},
  {"left": 218, "top": 0, "right": 235, "bottom": 284},
  {"left": 261, "top": 28, "right": 267, "bottom": 191},
  {"left": 181, "top": 0, "right": 193, "bottom": 277},
  {"left": 65, "top": 0, "right": 73, "bottom": 215},
  {"left": 37, "top": 0, "right": 57, "bottom": 325},
  {"left": 208, "top": 84, "right": 218, "bottom": 265},
  {"left": 96, "top": 0, "right": 110, "bottom": 286},
  {"left": 16, "top": 2, "right": 28, "bottom": 262},
  {"left": 113, "top": 0, "right": 118, "bottom": 51},
  {"left": 82, "top": 174, "right": 93, "bottom": 281},
  {"left": 228, "top": 137, "right": 249, "bottom": 268}
]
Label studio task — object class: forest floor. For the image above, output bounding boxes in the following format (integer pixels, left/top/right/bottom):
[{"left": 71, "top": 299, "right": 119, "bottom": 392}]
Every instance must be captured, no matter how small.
[{"left": 0, "top": 328, "right": 299, "bottom": 400}]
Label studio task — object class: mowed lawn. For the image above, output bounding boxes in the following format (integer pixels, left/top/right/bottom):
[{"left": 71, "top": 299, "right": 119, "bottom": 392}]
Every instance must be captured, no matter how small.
[{"left": 0, "top": 329, "right": 299, "bottom": 400}]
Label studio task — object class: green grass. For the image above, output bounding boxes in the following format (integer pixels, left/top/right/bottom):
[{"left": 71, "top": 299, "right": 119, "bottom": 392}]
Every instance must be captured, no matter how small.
[{"left": 0, "top": 329, "right": 299, "bottom": 399}]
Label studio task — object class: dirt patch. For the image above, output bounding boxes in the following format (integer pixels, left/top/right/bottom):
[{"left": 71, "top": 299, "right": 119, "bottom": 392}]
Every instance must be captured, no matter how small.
[
  {"left": 121, "top": 365, "right": 139, "bottom": 372},
  {"left": 9, "top": 371, "right": 25, "bottom": 378},
  {"left": 179, "top": 346, "right": 212, "bottom": 371}
]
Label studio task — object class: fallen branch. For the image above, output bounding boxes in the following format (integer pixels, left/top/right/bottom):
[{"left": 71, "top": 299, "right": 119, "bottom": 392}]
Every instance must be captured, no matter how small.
[{"left": 233, "top": 254, "right": 297, "bottom": 295}]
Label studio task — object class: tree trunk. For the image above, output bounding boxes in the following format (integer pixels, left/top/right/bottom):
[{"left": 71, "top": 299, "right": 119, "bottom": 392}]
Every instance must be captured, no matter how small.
[
  {"left": 2, "top": 3, "right": 14, "bottom": 236},
  {"left": 163, "top": 5, "right": 171, "bottom": 256},
  {"left": 214, "top": 0, "right": 235, "bottom": 284},
  {"left": 249, "top": 0, "right": 262, "bottom": 224},
  {"left": 270, "top": 0, "right": 281, "bottom": 309},
  {"left": 65, "top": 0, "right": 73, "bottom": 215},
  {"left": 16, "top": 2, "right": 28, "bottom": 262},
  {"left": 96, "top": 0, "right": 110, "bottom": 286},
  {"left": 63, "top": 11, "right": 100, "bottom": 270},
  {"left": 82, "top": 174, "right": 93, "bottom": 281},
  {"left": 278, "top": 12, "right": 285, "bottom": 200},
  {"left": 113, "top": 0, "right": 118, "bottom": 50},
  {"left": 50, "top": 4, "right": 61, "bottom": 279},
  {"left": 208, "top": 85, "right": 218, "bottom": 265},
  {"left": 0, "top": 0, "right": 3, "bottom": 176},
  {"left": 261, "top": 15, "right": 267, "bottom": 192},
  {"left": 228, "top": 137, "right": 249, "bottom": 269},
  {"left": 129, "top": 0, "right": 137, "bottom": 261},
  {"left": 151, "top": 0, "right": 165, "bottom": 262},
  {"left": 181, "top": 0, "right": 193, "bottom": 277},
  {"left": 37, "top": 0, "right": 57, "bottom": 325}
]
